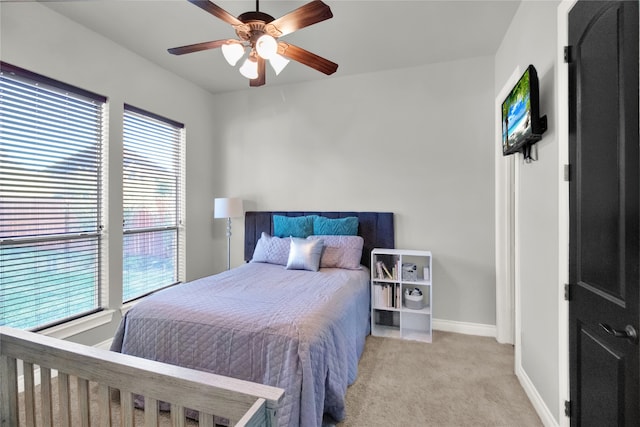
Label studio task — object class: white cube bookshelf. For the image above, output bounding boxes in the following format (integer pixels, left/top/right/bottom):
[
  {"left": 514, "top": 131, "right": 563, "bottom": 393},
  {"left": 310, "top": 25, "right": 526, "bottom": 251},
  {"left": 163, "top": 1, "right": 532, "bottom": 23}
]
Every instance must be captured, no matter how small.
[{"left": 371, "top": 248, "right": 433, "bottom": 343}]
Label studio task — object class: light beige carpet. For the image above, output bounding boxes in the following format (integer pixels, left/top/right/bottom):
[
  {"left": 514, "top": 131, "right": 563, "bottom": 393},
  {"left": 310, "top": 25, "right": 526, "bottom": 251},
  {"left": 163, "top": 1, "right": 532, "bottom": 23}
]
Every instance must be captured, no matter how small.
[
  {"left": 19, "top": 331, "right": 542, "bottom": 426},
  {"left": 335, "top": 332, "right": 542, "bottom": 426}
]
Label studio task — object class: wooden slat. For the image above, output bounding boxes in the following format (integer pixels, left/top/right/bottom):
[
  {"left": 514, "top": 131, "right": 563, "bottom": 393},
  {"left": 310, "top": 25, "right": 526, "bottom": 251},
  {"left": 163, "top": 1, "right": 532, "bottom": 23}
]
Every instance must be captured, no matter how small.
[
  {"left": 144, "top": 396, "right": 159, "bottom": 426},
  {"left": 40, "top": 367, "right": 53, "bottom": 427},
  {"left": 120, "top": 390, "right": 134, "bottom": 427},
  {"left": 199, "top": 412, "right": 215, "bottom": 427},
  {"left": 58, "top": 372, "right": 71, "bottom": 426},
  {"left": 77, "top": 377, "right": 91, "bottom": 427},
  {"left": 97, "top": 384, "right": 111, "bottom": 427},
  {"left": 171, "top": 403, "right": 186, "bottom": 427},
  {"left": 0, "top": 355, "right": 19, "bottom": 427},
  {"left": 23, "top": 361, "right": 36, "bottom": 426}
]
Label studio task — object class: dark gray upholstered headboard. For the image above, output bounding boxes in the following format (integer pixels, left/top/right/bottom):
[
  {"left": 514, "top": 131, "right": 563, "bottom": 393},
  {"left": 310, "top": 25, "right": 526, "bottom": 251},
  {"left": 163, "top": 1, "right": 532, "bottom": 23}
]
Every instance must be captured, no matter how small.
[{"left": 244, "top": 211, "right": 394, "bottom": 269}]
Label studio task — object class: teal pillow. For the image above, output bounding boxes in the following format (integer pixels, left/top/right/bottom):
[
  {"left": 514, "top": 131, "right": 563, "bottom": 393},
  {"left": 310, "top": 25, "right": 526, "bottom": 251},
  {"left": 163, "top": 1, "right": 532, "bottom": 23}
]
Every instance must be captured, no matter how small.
[
  {"left": 273, "top": 215, "right": 314, "bottom": 238},
  {"left": 313, "top": 216, "right": 359, "bottom": 236}
]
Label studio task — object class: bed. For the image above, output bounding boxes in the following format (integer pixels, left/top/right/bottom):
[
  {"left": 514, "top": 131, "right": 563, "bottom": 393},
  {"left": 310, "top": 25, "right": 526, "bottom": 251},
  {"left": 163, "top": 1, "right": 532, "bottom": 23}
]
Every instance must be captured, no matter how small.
[{"left": 110, "top": 211, "right": 394, "bottom": 426}]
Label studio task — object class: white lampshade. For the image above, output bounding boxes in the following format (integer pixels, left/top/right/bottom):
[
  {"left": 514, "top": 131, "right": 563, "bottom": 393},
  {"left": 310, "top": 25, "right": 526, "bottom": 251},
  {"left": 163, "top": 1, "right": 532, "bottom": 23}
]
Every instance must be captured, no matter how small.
[
  {"left": 214, "top": 197, "right": 243, "bottom": 219},
  {"left": 255, "top": 34, "right": 278, "bottom": 60},
  {"left": 221, "top": 42, "right": 245, "bottom": 66},
  {"left": 239, "top": 57, "right": 259, "bottom": 79},
  {"left": 269, "top": 54, "right": 290, "bottom": 76}
]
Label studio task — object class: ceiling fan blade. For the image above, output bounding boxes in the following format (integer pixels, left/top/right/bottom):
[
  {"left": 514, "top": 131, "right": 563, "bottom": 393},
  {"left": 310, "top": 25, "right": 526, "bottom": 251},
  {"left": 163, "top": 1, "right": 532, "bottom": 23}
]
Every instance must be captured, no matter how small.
[
  {"left": 250, "top": 56, "right": 266, "bottom": 87},
  {"left": 187, "top": 0, "right": 244, "bottom": 26},
  {"left": 168, "top": 39, "right": 232, "bottom": 55},
  {"left": 265, "top": 0, "right": 333, "bottom": 38},
  {"left": 278, "top": 43, "right": 338, "bottom": 75}
]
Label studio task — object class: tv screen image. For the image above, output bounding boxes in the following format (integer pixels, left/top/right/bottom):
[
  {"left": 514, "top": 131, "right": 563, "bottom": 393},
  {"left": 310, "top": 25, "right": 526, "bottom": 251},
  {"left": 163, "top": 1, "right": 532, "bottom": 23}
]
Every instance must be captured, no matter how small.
[
  {"left": 502, "top": 69, "right": 532, "bottom": 152},
  {"left": 501, "top": 64, "right": 546, "bottom": 158}
]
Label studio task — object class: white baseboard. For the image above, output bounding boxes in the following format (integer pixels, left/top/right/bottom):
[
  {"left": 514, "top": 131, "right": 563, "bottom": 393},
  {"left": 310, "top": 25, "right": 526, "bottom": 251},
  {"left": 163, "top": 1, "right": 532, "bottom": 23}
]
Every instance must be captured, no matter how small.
[
  {"left": 433, "top": 318, "right": 497, "bottom": 337},
  {"left": 516, "top": 364, "right": 559, "bottom": 427}
]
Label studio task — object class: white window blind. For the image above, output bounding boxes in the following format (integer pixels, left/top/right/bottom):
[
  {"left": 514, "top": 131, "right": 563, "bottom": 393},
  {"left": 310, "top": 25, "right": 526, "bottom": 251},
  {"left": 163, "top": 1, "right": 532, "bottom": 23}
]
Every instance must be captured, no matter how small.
[
  {"left": 123, "top": 105, "right": 183, "bottom": 301},
  {"left": 0, "top": 62, "right": 106, "bottom": 330}
]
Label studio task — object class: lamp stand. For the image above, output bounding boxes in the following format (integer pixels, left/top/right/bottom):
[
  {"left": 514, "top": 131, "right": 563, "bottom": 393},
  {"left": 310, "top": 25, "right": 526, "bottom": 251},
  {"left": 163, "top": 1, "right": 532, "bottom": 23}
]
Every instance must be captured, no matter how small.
[
  {"left": 214, "top": 197, "right": 243, "bottom": 271},
  {"left": 225, "top": 217, "right": 232, "bottom": 270}
]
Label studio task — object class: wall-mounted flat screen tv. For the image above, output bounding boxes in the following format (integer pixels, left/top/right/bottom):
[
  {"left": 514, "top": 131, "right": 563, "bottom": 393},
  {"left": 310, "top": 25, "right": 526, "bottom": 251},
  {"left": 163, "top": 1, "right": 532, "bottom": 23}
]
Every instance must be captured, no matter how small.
[{"left": 502, "top": 65, "right": 547, "bottom": 156}]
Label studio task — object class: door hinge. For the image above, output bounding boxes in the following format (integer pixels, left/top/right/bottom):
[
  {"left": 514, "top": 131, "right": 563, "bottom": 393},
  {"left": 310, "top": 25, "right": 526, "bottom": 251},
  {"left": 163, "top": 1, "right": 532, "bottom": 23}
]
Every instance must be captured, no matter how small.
[
  {"left": 564, "top": 46, "right": 572, "bottom": 63},
  {"left": 564, "top": 164, "right": 571, "bottom": 182},
  {"left": 564, "top": 284, "right": 571, "bottom": 301},
  {"left": 564, "top": 400, "right": 571, "bottom": 417}
]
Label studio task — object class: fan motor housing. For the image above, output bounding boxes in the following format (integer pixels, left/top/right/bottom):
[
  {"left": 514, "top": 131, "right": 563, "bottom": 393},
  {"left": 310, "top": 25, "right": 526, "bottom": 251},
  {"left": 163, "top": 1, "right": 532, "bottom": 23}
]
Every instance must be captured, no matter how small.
[
  {"left": 236, "top": 11, "right": 275, "bottom": 41},
  {"left": 238, "top": 11, "right": 275, "bottom": 23}
]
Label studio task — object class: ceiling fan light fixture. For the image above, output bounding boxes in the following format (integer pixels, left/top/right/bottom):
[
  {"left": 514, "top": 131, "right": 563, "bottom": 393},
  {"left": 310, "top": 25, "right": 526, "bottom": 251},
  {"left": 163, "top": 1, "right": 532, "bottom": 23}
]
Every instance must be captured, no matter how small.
[
  {"left": 221, "top": 42, "right": 245, "bottom": 66},
  {"left": 169, "top": 0, "right": 338, "bottom": 87},
  {"left": 269, "top": 53, "right": 290, "bottom": 75},
  {"left": 255, "top": 34, "right": 278, "bottom": 60},
  {"left": 239, "top": 56, "right": 259, "bottom": 79}
]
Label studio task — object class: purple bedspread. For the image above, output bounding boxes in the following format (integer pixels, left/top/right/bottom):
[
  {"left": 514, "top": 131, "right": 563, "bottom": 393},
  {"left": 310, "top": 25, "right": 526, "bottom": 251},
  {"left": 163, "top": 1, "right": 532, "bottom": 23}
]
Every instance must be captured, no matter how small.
[{"left": 110, "top": 262, "right": 370, "bottom": 426}]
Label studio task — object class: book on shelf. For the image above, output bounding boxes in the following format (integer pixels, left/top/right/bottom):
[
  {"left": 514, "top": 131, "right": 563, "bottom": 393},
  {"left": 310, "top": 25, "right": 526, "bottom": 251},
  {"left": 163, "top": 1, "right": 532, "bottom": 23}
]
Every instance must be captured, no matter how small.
[
  {"left": 373, "top": 283, "right": 400, "bottom": 309},
  {"left": 386, "top": 284, "right": 391, "bottom": 307},
  {"left": 375, "top": 260, "right": 393, "bottom": 280}
]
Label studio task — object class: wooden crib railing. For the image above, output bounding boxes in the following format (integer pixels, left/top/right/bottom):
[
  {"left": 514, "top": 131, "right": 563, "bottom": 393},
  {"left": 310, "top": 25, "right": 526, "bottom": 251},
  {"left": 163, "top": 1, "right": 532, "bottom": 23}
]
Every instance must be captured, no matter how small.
[{"left": 0, "top": 326, "right": 284, "bottom": 427}]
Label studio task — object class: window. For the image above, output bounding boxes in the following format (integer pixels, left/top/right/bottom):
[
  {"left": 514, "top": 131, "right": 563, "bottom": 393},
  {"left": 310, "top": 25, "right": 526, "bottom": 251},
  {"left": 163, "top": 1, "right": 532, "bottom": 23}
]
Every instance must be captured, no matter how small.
[
  {"left": 122, "top": 105, "right": 183, "bottom": 301},
  {"left": 0, "top": 62, "right": 106, "bottom": 330}
]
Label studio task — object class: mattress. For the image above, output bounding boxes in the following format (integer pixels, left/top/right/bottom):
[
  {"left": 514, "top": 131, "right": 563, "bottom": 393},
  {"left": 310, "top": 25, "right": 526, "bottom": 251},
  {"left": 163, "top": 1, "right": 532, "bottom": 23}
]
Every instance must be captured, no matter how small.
[{"left": 110, "top": 262, "right": 371, "bottom": 426}]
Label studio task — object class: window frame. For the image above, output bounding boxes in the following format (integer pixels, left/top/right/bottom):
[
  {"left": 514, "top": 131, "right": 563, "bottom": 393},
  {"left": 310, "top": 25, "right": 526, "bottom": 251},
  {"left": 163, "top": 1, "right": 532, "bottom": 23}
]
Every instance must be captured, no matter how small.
[
  {"left": 0, "top": 62, "right": 108, "bottom": 331},
  {"left": 122, "top": 103, "right": 185, "bottom": 302}
]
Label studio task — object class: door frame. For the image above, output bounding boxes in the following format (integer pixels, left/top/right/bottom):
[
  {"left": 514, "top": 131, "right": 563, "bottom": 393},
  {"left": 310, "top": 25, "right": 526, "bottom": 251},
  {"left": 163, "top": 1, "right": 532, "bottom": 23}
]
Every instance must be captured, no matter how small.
[
  {"left": 495, "top": 67, "right": 519, "bottom": 347},
  {"left": 557, "top": 1, "right": 576, "bottom": 426}
]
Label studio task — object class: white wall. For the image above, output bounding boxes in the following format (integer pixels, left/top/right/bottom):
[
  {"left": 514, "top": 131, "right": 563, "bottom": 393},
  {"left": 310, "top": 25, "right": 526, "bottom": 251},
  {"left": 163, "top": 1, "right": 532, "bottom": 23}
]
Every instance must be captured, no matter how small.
[
  {"left": 0, "top": 2, "right": 224, "bottom": 345},
  {"left": 212, "top": 56, "right": 498, "bottom": 327},
  {"left": 495, "top": 0, "right": 561, "bottom": 424}
]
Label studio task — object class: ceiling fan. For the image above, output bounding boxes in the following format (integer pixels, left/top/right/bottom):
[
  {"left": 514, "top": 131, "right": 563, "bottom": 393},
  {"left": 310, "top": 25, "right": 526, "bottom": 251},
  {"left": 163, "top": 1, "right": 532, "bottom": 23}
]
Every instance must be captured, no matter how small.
[{"left": 168, "top": 0, "right": 338, "bottom": 87}]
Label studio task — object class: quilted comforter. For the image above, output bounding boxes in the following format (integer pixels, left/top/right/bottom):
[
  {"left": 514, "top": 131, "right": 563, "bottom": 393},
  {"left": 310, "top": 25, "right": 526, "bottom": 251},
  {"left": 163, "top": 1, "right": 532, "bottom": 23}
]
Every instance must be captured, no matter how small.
[{"left": 110, "top": 262, "right": 371, "bottom": 427}]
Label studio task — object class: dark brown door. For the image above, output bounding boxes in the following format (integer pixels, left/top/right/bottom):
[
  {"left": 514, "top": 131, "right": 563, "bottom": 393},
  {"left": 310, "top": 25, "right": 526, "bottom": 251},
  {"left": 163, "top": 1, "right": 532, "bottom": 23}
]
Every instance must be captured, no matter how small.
[{"left": 568, "top": 1, "right": 639, "bottom": 425}]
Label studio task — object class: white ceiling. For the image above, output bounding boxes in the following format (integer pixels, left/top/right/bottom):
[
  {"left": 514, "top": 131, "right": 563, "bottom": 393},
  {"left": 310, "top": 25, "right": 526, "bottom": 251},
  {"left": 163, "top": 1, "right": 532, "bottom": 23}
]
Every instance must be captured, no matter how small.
[{"left": 43, "top": 0, "right": 521, "bottom": 94}]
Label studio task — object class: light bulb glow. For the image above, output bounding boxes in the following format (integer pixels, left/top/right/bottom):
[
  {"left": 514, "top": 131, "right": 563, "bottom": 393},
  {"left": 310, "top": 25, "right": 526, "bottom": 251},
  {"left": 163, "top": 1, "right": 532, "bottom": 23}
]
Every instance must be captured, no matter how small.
[
  {"left": 269, "top": 54, "right": 290, "bottom": 75},
  {"left": 255, "top": 34, "right": 278, "bottom": 60},
  {"left": 239, "top": 57, "right": 259, "bottom": 79},
  {"left": 221, "top": 42, "right": 245, "bottom": 66}
]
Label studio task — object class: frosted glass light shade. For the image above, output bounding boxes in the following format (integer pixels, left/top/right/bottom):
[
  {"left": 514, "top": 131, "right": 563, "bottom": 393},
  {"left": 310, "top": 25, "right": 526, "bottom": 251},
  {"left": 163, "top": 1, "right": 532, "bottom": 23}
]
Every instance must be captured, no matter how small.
[
  {"left": 239, "top": 57, "right": 259, "bottom": 79},
  {"left": 221, "top": 43, "right": 245, "bottom": 66},
  {"left": 256, "top": 34, "right": 278, "bottom": 60},
  {"left": 214, "top": 197, "right": 243, "bottom": 219},
  {"left": 269, "top": 54, "right": 290, "bottom": 75}
]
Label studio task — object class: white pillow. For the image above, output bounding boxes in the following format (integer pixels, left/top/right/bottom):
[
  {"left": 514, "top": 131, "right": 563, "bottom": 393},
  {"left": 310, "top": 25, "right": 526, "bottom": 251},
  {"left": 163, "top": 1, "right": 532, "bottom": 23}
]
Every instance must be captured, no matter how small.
[
  {"left": 286, "top": 237, "right": 324, "bottom": 272},
  {"left": 307, "top": 235, "right": 364, "bottom": 270},
  {"left": 251, "top": 232, "right": 290, "bottom": 266}
]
